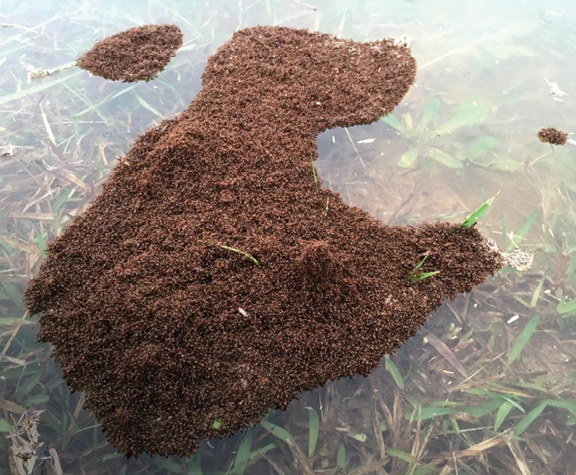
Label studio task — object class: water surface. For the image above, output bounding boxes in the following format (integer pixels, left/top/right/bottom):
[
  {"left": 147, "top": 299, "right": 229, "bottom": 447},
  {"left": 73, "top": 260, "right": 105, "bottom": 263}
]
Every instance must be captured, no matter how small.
[{"left": 1, "top": 0, "right": 575, "bottom": 473}]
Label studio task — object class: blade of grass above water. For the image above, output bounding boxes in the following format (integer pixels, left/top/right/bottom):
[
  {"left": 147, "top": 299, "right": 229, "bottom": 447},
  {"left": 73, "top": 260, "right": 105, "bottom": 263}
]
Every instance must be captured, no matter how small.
[{"left": 461, "top": 191, "right": 499, "bottom": 228}]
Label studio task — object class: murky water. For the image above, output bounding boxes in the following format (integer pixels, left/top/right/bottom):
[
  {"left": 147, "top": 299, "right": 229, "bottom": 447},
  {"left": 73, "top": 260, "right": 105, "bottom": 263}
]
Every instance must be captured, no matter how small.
[{"left": 1, "top": 0, "right": 576, "bottom": 473}]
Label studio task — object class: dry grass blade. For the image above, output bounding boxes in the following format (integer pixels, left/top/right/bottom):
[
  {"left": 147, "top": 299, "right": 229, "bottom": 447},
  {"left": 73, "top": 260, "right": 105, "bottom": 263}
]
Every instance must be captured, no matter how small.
[
  {"left": 285, "top": 438, "right": 314, "bottom": 475},
  {"left": 506, "top": 439, "right": 532, "bottom": 475},
  {"left": 8, "top": 410, "right": 45, "bottom": 475},
  {"left": 0, "top": 398, "right": 26, "bottom": 414},
  {"left": 426, "top": 333, "right": 468, "bottom": 378},
  {"left": 436, "top": 429, "right": 513, "bottom": 459}
]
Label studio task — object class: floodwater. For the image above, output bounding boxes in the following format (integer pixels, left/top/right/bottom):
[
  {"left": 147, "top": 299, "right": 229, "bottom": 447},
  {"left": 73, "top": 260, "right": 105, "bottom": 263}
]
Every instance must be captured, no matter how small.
[{"left": 1, "top": 0, "right": 576, "bottom": 473}]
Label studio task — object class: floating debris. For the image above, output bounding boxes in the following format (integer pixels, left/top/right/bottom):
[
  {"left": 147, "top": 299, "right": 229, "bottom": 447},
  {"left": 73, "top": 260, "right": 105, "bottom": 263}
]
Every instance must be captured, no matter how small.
[
  {"left": 538, "top": 127, "right": 568, "bottom": 146},
  {"left": 25, "top": 26, "right": 502, "bottom": 457},
  {"left": 487, "top": 238, "right": 533, "bottom": 271},
  {"left": 7, "top": 410, "right": 44, "bottom": 475},
  {"left": 76, "top": 24, "right": 183, "bottom": 82},
  {"left": 1, "top": 144, "right": 15, "bottom": 158},
  {"left": 544, "top": 77, "right": 569, "bottom": 97}
]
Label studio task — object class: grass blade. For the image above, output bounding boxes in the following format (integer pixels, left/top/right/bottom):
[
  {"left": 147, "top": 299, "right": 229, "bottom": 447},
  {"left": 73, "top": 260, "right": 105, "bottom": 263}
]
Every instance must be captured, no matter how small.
[
  {"left": 135, "top": 94, "right": 164, "bottom": 118},
  {"left": 530, "top": 272, "right": 548, "bottom": 308},
  {"left": 381, "top": 114, "right": 405, "bottom": 134},
  {"left": 513, "top": 402, "right": 547, "bottom": 436},
  {"left": 461, "top": 191, "right": 500, "bottom": 228},
  {"left": 337, "top": 442, "right": 346, "bottom": 468},
  {"left": 231, "top": 428, "right": 253, "bottom": 475},
  {"left": 429, "top": 148, "right": 463, "bottom": 169},
  {"left": 73, "top": 84, "right": 139, "bottom": 117},
  {"left": 436, "top": 102, "right": 490, "bottom": 135},
  {"left": 418, "top": 97, "right": 441, "bottom": 132},
  {"left": 507, "top": 314, "right": 540, "bottom": 365},
  {"left": 0, "top": 71, "right": 82, "bottom": 106},
  {"left": 398, "top": 147, "right": 419, "bottom": 169},
  {"left": 494, "top": 401, "right": 514, "bottom": 432},
  {"left": 507, "top": 209, "right": 540, "bottom": 251},
  {"left": 305, "top": 407, "right": 319, "bottom": 457},
  {"left": 260, "top": 420, "right": 296, "bottom": 444},
  {"left": 219, "top": 245, "right": 260, "bottom": 266},
  {"left": 385, "top": 356, "right": 404, "bottom": 389},
  {"left": 557, "top": 297, "right": 576, "bottom": 316}
]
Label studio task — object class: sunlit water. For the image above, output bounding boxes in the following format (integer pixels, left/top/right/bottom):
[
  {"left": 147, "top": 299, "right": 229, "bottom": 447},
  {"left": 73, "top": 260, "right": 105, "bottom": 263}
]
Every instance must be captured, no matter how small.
[{"left": 1, "top": 0, "right": 576, "bottom": 473}]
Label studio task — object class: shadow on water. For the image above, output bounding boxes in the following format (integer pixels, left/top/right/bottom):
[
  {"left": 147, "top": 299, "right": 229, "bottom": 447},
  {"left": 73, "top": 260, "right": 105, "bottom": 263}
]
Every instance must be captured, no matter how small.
[{"left": 1, "top": 0, "right": 576, "bottom": 473}]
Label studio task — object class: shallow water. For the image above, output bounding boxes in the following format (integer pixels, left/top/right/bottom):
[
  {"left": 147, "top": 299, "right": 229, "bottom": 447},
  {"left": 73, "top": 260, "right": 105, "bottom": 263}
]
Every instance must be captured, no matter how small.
[{"left": 1, "top": 0, "right": 575, "bottom": 473}]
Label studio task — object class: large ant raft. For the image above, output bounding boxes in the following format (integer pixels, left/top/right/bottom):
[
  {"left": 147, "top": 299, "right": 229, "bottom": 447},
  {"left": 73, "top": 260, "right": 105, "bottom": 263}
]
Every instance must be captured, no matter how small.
[{"left": 25, "top": 26, "right": 502, "bottom": 456}]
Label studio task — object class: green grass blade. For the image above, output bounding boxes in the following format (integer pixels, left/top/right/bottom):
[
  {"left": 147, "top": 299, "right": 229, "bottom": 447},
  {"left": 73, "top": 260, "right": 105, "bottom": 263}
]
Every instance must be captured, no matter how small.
[
  {"left": 494, "top": 401, "right": 514, "bottom": 431},
  {"left": 414, "top": 254, "right": 428, "bottom": 271},
  {"left": 248, "top": 442, "right": 277, "bottom": 460},
  {"left": 73, "top": 84, "right": 139, "bottom": 117},
  {"left": 507, "top": 314, "right": 540, "bottom": 365},
  {"left": 260, "top": 420, "right": 296, "bottom": 444},
  {"left": 430, "top": 148, "right": 463, "bottom": 169},
  {"left": 189, "top": 454, "right": 203, "bottom": 475},
  {"left": 418, "top": 97, "right": 441, "bottom": 132},
  {"left": 385, "top": 356, "right": 404, "bottom": 389},
  {"left": 557, "top": 297, "right": 576, "bottom": 316},
  {"left": 337, "top": 442, "right": 346, "bottom": 468},
  {"left": 1, "top": 281, "right": 24, "bottom": 309},
  {"left": 461, "top": 191, "right": 500, "bottom": 228},
  {"left": 305, "top": 407, "right": 319, "bottom": 457},
  {"left": 513, "top": 401, "right": 547, "bottom": 436},
  {"left": 468, "top": 136, "right": 499, "bottom": 160},
  {"left": 507, "top": 209, "right": 540, "bottom": 251},
  {"left": 0, "top": 419, "right": 13, "bottom": 432},
  {"left": 135, "top": 94, "right": 164, "bottom": 118},
  {"left": 231, "top": 429, "right": 253, "bottom": 475},
  {"left": 406, "top": 407, "right": 455, "bottom": 420},
  {"left": 530, "top": 272, "right": 548, "bottom": 308},
  {"left": 398, "top": 147, "right": 419, "bottom": 168},
  {"left": 436, "top": 102, "right": 490, "bottom": 135},
  {"left": 386, "top": 448, "right": 418, "bottom": 464},
  {"left": 381, "top": 114, "right": 406, "bottom": 134},
  {"left": 0, "top": 71, "right": 82, "bottom": 106}
]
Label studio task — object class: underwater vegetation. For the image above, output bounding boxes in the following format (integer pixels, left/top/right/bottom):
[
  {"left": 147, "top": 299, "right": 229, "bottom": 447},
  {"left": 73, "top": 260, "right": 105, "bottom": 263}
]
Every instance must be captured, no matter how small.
[{"left": 1, "top": 1, "right": 575, "bottom": 473}]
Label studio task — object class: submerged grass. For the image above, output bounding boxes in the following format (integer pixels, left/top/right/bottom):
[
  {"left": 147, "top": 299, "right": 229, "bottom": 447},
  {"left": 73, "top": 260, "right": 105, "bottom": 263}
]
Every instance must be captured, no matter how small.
[{"left": 0, "top": 0, "right": 575, "bottom": 474}]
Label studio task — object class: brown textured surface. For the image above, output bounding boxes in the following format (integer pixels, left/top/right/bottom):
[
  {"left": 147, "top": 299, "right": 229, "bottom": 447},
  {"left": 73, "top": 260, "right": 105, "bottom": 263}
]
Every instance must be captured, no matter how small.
[
  {"left": 538, "top": 127, "right": 568, "bottom": 145},
  {"left": 25, "top": 26, "right": 502, "bottom": 457},
  {"left": 76, "top": 24, "right": 183, "bottom": 82}
]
